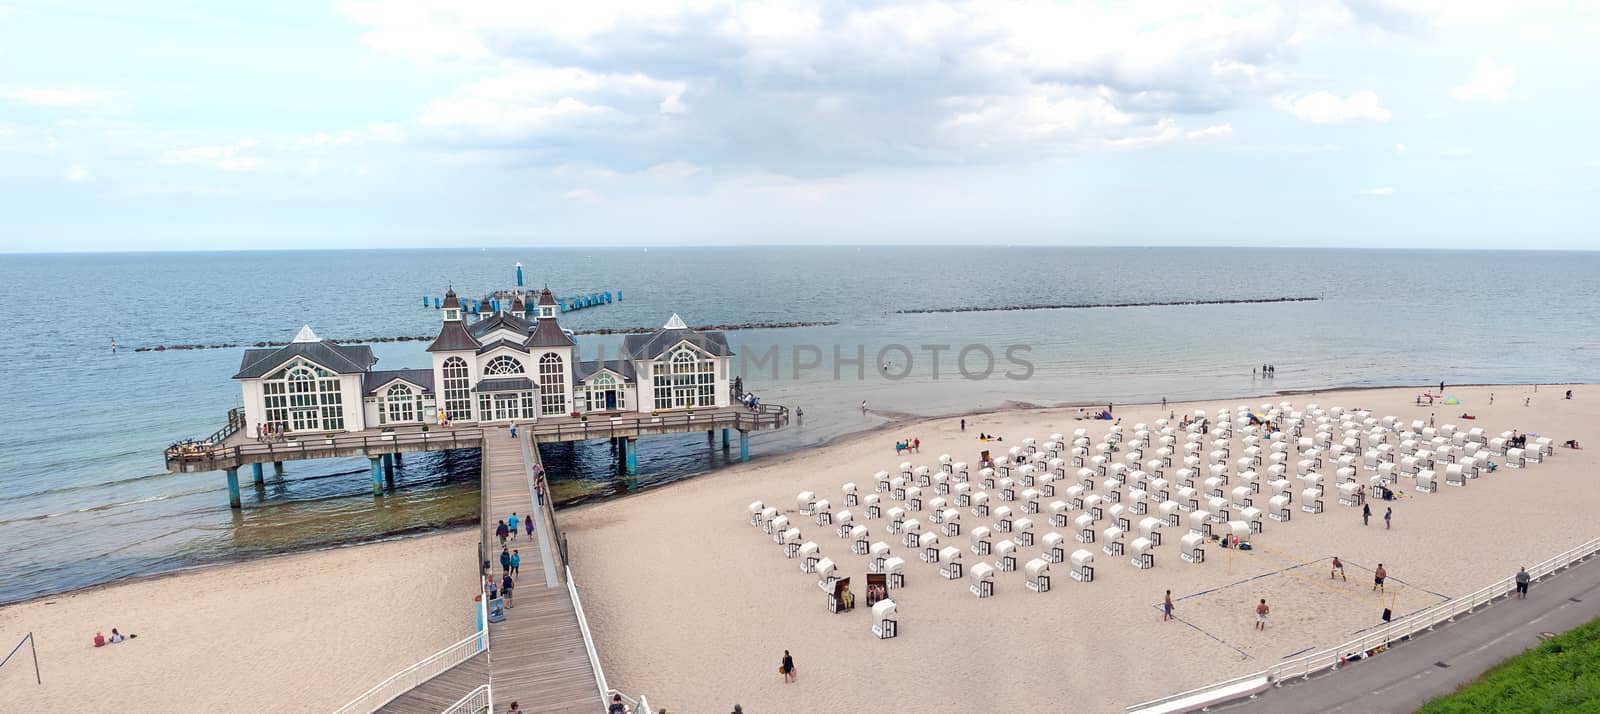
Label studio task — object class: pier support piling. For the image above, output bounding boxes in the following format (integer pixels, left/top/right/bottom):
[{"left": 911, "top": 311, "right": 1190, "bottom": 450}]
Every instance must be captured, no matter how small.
[
  {"left": 707, "top": 429, "right": 715, "bottom": 445},
  {"left": 251, "top": 462, "right": 264, "bottom": 487},
  {"left": 382, "top": 453, "right": 396, "bottom": 486},
  {"left": 722, "top": 428, "right": 731, "bottom": 450},
  {"left": 625, "top": 437, "right": 638, "bottom": 476},
  {"left": 273, "top": 461, "right": 284, "bottom": 476},
  {"left": 226, "top": 468, "right": 241, "bottom": 509},
  {"left": 739, "top": 430, "right": 750, "bottom": 462},
  {"left": 392, "top": 453, "right": 402, "bottom": 466},
  {"left": 369, "top": 457, "right": 383, "bottom": 496}
]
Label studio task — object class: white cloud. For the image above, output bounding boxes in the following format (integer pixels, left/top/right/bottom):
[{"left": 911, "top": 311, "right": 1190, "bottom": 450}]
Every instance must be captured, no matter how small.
[
  {"left": 416, "top": 67, "right": 685, "bottom": 140},
  {"left": 1276, "top": 90, "right": 1392, "bottom": 123},
  {"left": 1442, "top": 147, "right": 1473, "bottom": 156},
  {"left": 165, "top": 138, "right": 263, "bottom": 170},
  {"left": 1395, "top": 143, "right": 1407, "bottom": 154},
  {"left": 646, "top": 160, "right": 703, "bottom": 179},
  {"left": 64, "top": 165, "right": 92, "bottom": 182},
  {"left": 1338, "top": 0, "right": 1520, "bottom": 35},
  {"left": 1359, "top": 186, "right": 1395, "bottom": 195},
  {"left": 1, "top": 86, "right": 122, "bottom": 109},
  {"left": 561, "top": 188, "right": 602, "bottom": 202},
  {"left": 1449, "top": 58, "right": 1516, "bottom": 103}
]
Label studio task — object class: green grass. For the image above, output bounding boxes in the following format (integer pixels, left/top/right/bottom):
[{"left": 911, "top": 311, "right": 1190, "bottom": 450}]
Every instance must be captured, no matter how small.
[{"left": 1417, "top": 615, "right": 1600, "bottom": 714}]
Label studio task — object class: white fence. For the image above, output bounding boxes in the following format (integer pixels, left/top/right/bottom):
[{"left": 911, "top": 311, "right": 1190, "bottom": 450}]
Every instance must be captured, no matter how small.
[
  {"left": 440, "top": 684, "right": 492, "bottom": 714},
  {"left": 567, "top": 565, "right": 655, "bottom": 713},
  {"left": 1128, "top": 536, "right": 1600, "bottom": 712},
  {"left": 333, "top": 578, "right": 491, "bottom": 714}
]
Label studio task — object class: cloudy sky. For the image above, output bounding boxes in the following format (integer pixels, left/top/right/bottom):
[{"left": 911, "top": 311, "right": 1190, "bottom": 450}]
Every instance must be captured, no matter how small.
[{"left": 2, "top": 0, "right": 1595, "bottom": 252}]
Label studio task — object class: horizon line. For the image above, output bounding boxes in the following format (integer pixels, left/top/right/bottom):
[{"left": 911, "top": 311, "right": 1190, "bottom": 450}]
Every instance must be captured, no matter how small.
[{"left": 7, "top": 244, "right": 1599, "bottom": 256}]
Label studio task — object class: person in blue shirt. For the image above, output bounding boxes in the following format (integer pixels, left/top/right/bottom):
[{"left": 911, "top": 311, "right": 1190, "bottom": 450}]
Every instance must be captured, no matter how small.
[
  {"left": 507, "top": 512, "right": 520, "bottom": 541},
  {"left": 511, "top": 550, "right": 521, "bottom": 576}
]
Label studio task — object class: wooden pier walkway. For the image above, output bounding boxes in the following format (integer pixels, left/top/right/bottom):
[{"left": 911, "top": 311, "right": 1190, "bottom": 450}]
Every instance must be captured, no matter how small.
[
  {"left": 482, "top": 425, "right": 603, "bottom": 713},
  {"left": 375, "top": 652, "right": 488, "bottom": 714}
]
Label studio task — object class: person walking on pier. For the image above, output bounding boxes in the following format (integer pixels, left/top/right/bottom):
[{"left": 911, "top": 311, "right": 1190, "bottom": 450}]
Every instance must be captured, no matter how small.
[
  {"left": 510, "top": 549, "right": 521, "bottom": 576},
  {"left": 524, "top": 513, "right": 535, "bottom": 538},
  {"left": 501, "top": 572, "right": 515, "bottom": 609},
  {"left": 500, "top": 547, "right": 511, "bottom": 575},
  {"left": 496, "top": 519, "right": 509, "bottom": 546},
  {"left": 508, "top": 512, "right": 520, "bottom": 541},
  {"left": 1516, "top": 566, "right": 1531, "bottom": 599}
]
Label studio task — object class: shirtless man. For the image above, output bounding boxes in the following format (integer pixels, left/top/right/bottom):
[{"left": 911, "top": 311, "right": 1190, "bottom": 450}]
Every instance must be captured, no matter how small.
[
  {"left": 1255, "top": 599, "right": 1270, "bottom": 631},
  {"left": 1330, "top": 556, "right": 1347, "bottom": 581},
  {"left": 1373, "top": 563, "right": 1387, "bottom": 592}
]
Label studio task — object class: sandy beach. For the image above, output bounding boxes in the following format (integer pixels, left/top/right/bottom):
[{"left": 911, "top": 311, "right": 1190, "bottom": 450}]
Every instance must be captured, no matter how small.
[
  {"left": 563, "top": 384, "right": 1600, "bottom": 713},
  {"left": 0, "top": 527, "right": 479, "bottom": 712}
]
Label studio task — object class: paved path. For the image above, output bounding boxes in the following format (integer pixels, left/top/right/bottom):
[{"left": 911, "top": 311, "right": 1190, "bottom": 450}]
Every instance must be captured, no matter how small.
[{"left": 1217, "top": 552, "right": 1600, "bottom": 713}]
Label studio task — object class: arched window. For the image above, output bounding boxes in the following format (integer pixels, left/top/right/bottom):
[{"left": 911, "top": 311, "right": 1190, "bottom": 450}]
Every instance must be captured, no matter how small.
[
  {"left": 483, "top": 355, "right": 524, "bottom": 376},
  {"left": 262, "top": 359, "right": 344, "bottom": 432},
  {"left": 442, "top": 357, "right": 471, "bottom": 420},
  {"left": 583, "top": 372, "right": 625, "bottom": 411},
  {"left": 383, "top": 383, "right": 416, "bottom": 424},
  {"left": 654, "top": 346, "right": 716, "bottom": 410},
  {"left": 539, "top": 353, "right": 566, "bottom": 415}
]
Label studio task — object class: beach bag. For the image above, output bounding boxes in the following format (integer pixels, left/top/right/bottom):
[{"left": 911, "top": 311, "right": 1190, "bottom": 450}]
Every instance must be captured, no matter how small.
[{"left": 1382, "top": 608, "right": 1392, "bottom": 622}]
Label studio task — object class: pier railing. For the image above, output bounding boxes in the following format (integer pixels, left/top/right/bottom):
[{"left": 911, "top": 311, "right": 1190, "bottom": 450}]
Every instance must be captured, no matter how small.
[
  {"left": 439, "top": 684, "right": 492, "bottom": 714},
  {"left": 333, "top": 576, "right": 491, "bottom": 714},
  {"left": 166, "top": 428, "right": 486, "bottom": 472},
  {"left": 1126, "top": 535, "right": 1600, "bottom": 713},
  {"left": 525, "top": 404, "right": 788, "bottom": 442}
]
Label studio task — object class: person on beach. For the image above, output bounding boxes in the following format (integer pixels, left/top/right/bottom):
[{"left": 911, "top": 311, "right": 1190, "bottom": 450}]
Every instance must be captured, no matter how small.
[
  {"left": 1255, "top": 599, "right": 1270, "bottom": 631},
  {"left": 913, "top": 438, "right": 920, "bottom": 453},
  {"left": 1373, "top": 564, "right": 1387, "bottom": 592},
  {"left": 500, "top": 547, "right": 512, "bottom": 574},
  {"left": 1490, "top": 393, "right": 1495, "bottom": 404},
  {"left": 961, "top": 418, "right": 966, "bottom": 431},
  {"left": 861, "top": 400, "right": 868, "bottom": 413},
  {"left": 501, "top": 573, "right": 515, "bottom": 608},
  {"left": 496, "top": 520, "right": 509, "bottom": 546},
  {"left": 511, "top": 550, "right": 521, "bottom": 576},
  {"left": 1516, "top": 567, "right": 1531, "bottom": 598},
  {"left": 1384, "top": 507, "right": 1392, "bottom": 530},
  {"left": 780, "top": 650, "right": 797, "bottom": 683},
  {"left": 94, "top": 631, "right": 105, "bottom": 647},
  {"left": 1331, "top": 556, "right": 1347, "bottom": 581},
  {"left": 110, "top": 628, "right": 125, "bottom": 643},
  {"left": 1162, "top": 397, "right": 1167, "bottom": 408},
  {"left": 508, "top": 513, "right": 519, "bottom": 541},
  {"left": 1362, "top": 503, "right": 1371, "bottom": 526},
  {"left": 1163, "top": 590, "right": 1174, "bottom": 621}
]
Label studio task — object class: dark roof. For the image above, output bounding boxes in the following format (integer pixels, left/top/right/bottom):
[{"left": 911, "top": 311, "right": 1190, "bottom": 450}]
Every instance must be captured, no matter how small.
[
  {"left": 427, "top": 320, "right": 482, "bottom": 353},
  {"left": 234, "top": 341, "right": 377, "bottom": 380},
  {"left": 621, "top": 329, "right": 734, "bottom": 360},
  {"left": 537, "top": 288, "right": 557, "bottom": 306},
  {"left": 468, "top": 312, "right": 532, "bottom": 340},
  {"left": 473, "top": 377, "right": 535, "bottom": 392},
  {"left": 526, "top": 318, "right": 575, "bottom": 348},
  {"left": 362, "top": 369, "right": 435, "bottom": 395},
  {"left": 442, "top": 289, "right": 461, "bottom": 310},
  {"left": 573, "top": 359, "right": 636, "bottom": 383},
  {"left": 475, "top": 338, "right": 526, "bottom": 355},
  {"left": 511, "top": 298, "right": 525, "bottom": 313}
]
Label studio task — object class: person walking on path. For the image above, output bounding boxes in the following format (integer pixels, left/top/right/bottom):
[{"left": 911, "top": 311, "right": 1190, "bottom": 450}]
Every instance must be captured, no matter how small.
[
  {"left": 508, "top": 512, "right": 519, "bottom": 541},
  {"left": 501, "top": 572, "right": 515, "bottom": 609},
  {"left": 524, "top": 513, "right": 535, "bottom": 538},
  {"left": 1255, "top": 599, "right": 1270, "bottom": 631},
  {"left": 496, "top": 519, "right": 509, "bottom": 546},
  {"left": 500, "top": 547, "right": 511, "bottom": 575},
  {"left": 1384, "top": 507, "right": 1392, "bottom": 530},
  {"left": 509, "top": 421, "right": 517, "bottom": 438},
  {"left": 1362, "top": 503, "right": 1371, "bottom": 526},
  {"left": 1516, "top": 566, "right": 1531, "bottom": 599},
  {"left": 861, "top": 400, "right": 868, "bottom": 413},
  {"left": 1373, "top": 564, "right": 1387, "bottom": 593},
  {"left": 1331, "top": 556, "right": 1347, "bottom": 581},
  {"left": 960, "top": 418, "right": 966, "bottom": 431},
  {"left": 780, "top": 650, "right": 797, "bottom": 683},
  {"left": 510, "top": 549, "right": 521, "bottom": 576},
  {"left": 608, "top": 694, "right": 628, "bottom": 714},
  {"left": 913, "top": 438, "right": 920, "bottom": 453},
  {"left": 1163, "top": 590, "right": 1175, "bottom": 621}
]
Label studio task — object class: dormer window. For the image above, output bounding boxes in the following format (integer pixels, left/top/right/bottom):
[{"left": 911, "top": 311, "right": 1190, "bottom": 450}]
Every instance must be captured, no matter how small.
[
  {"left": 444, "top": 309, "right": 459, "bottom": 321},
  {"left": 540, "top": 306, "right": 555, "bottom": 319}
]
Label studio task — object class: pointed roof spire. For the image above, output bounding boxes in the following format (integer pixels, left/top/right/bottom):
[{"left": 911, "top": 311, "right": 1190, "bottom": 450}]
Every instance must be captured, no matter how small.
[
  {"left": 663, "top": 313, "right": 688, "bottom": 330},
  {"left": 292, "top": 325, "right": 321, "bottom": 343}
]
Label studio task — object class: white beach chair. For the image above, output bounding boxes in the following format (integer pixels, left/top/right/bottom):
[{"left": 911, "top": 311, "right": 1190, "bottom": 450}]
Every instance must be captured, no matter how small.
[
  {"left": 940, "top": 508, "right": 962, "bottom": 537},
  {"left": 1159, "top": 500, "right": 1181, "bottom": 527},
  {"left": 1083, "top": 494, "right": 1105, "bottom": 521},
  {"left": 1187, "top": 510, "right": 1211, "bottom": 537},
  {"left": 1337, "top": 482, "right": 1361, "bottom": 506},
  {"left": 815, "top": 557, "right": 837, "bottom": 591},
  {"left": 1108, "top": 502, "right": 1131, "bottom": 532},
  {"left": 1138, "top": 516, "right": 1165, "bottom": 547},
  {"left": 799, "top": 541, "right": 821, "bottom": 572},
  {"left": 872, "top": 599, "right": 898, "bottom": 638},
  {"left": 971, "top": 526, "right": 992, "bottom": 556},
  {"left": 994, "top": 539, "right": 1019, "bottom": 572},
  {"left": 1177, "top": 486, "right": 1198, "bottom": 512},
  {"left": 1267, "top": 494, "right": 1292, "bottom": 522},
  {"left": 761, "top": 506, "right": 780, "bottom": 533},
  {"left": 883, "top": 556, "right": 906, "bottom": 589},
  {"left": 814, "top": 499, "right": 833, "bottom": 525},
  {"left": 1180, "top": 532, "right": 1206, "bottom": 564},
  {"left": 970, "top": 491, "right": 991, "bottom": 518},
  {"left": 835, "top": 509, "right": 855, "bottom": 538},
  {"left": 1505, "top": 448, "right": 1526, "bottom": 469},
  {"left": 1102, "top": 525, "right": 1125, "bottom": 556},
  {"left": 862, "top": 493, "right": 882, "bottom": 520},
  {"left": 939, "top": 547, "right": 963, "bottom": 579},
  {"left": 900, "top": 518, "right": 923, "bottom": 548},
  {"left": 1299, "top": 488, "right": 1323, "bottom": 514},
  {"left": 769, "top": 514, "right": 790, "bottom": 540},
  {"left": 1025, "top": 558, "right": 1052, "bottom": 593},
  {"left": 1130, "top": 536, "right": 1154, "bottom": 569},
  {"left": 927, "top": 497, "right": 948, "bottom": 521},
  {"left": 851, "top": 525, "right": 870, "bottom": 554},
  {"left": 970, "top": 562, "right": 996, "bottom": 598},
  {"left": 1070, "top": 549, "right": 1095, "bottom": 582},
  {"left": 1021, "top": 488, "right": 1042, "bottom": 514},
  {"left": 1042, "top": 531, "right": 1067, "bottom": 563},
  {"left": 1127, "top": 489, "right": 1148, "bottom": 516},
  {"left": 1239, "top": 506, "right": 1263, "bottom": 534},
  {"left": 780, "top": 527, "right": 803, "bottom": 557},
  {"left": 842, "top": 482, "right": 859, "bottom": 507},
  {"left": 890, "top": 476, "right": 909, "bottom": 501},
  {"left": 1231, "top": 485, "right": 1253, "bottom": 510},
  {"left": 998, "top": 477, "right": 1018, "bottom": 502},
  {"left": 904, "top": 486, "right": 923, "bottom": 512},
  {"left": 797, "top": 490, "right": 817, "bottom": 516},
  {"left": 919, "top": 531, "right": 941, "bottom": 562},
  {"left": 869, "top": 541, "right": 891, "bottom": 572},
  {"left": 748, "top": 500, "right": 765, "bottom": 526},
  {"left": 1207, "top": 496, "right": 1230, "bottom": 523},
  {"left": 1075, "top": 513, "right": 1097, "bottom": 543},
  {"left": 1012, "top": 517, "right": 1035, "bottom": 546},
  {"left": 886, "top": 507, "right": 906, "bottom": 534},
  {"left": 993, "top": 505, "right": 1014, "bottom": 533}
]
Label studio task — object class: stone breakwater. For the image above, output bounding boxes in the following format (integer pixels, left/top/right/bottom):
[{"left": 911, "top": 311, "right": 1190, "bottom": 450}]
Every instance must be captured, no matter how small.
[{"left": 895, "top": 296, "right": 1321, "bottom": 315}]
